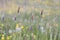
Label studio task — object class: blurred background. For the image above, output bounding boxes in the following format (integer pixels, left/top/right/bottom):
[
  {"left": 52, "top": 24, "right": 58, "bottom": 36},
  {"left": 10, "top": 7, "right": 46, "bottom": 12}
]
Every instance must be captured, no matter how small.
[
  {"left": 0, "top": 0, "right": 60, "bottom": 40},
  {"left": 0, "top": 0, "right": 60, "bottom": 14}
]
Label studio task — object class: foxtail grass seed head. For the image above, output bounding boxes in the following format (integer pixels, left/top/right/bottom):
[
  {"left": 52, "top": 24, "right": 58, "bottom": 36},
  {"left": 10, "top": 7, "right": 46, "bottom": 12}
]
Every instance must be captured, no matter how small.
[
  {"left": 17, "top": 7, "right": 20, "bottom": 13},
  {"left": 41, "top": 9, "right": 43, "bottom": 16}
]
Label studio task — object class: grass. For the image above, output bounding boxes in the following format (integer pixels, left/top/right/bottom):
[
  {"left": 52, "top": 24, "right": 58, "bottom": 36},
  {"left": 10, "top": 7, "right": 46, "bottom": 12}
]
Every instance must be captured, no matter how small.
[
  {"left": 0, "top": 0, "right": 60, "bottom": 40},
  {"left": 0, "top": 10, "right": 60, "bottom": 40}
]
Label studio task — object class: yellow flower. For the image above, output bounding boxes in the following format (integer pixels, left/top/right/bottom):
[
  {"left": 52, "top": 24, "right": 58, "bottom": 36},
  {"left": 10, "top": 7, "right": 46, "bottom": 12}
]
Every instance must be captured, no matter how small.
[
  {"left": 1, "top": 36, "right": 4, "bottom": 40},
  {"left": 20, "top": 25, "right": 24, "bottom": 29},
  {"left": 16, "top": 24, "right": 19, "bottom": 28}
]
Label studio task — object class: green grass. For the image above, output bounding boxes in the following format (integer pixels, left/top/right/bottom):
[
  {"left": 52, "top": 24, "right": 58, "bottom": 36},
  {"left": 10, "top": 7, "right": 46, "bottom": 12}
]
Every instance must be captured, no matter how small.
[{"left": 0, "top": 11, "right": 60, "bottom": 40}]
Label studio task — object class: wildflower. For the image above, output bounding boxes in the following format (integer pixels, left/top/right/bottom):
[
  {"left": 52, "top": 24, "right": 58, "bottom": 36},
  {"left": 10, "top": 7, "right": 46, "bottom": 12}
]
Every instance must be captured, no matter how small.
[
  {"left": 9, "top": 30, "right": 13, "bottom": 34},
  {"left": 40, "top": 26, "right": 45, "bottom": 33},
  {"left": 20, "top": 25, "right": 24, "bottom": 29},
  {"left": 16, "top": 24, "right": 19, "bottom": 28},
  {"left": 1, "top": 36, "right": 4, "bottom": 40},
  {"left": 15, "top": 23, "right": 21, "bottom": 32},
  {"left": 1, "top": 34, "right": 4, "bottom": 40},
  {"left": 16, "top": 27, "right": 21, "bottom": 32}
]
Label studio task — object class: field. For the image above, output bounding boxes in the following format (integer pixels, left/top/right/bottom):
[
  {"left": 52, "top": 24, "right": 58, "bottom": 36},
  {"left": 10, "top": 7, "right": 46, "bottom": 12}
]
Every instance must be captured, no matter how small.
[{"left": 0, "top": 0, "right": 60, "bottom": 40}]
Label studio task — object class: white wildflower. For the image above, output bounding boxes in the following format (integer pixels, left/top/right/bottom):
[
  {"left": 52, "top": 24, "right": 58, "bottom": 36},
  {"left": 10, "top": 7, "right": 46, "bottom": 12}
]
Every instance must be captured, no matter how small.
[
  {"left": 15, "top": 27, "right": 21, "bottom": 32},
  {"left": 9, "top": 30, "right": 13, "bottom": 34},
  {"left": 40, "top": 26, "right": 45, "bottom": 33}
]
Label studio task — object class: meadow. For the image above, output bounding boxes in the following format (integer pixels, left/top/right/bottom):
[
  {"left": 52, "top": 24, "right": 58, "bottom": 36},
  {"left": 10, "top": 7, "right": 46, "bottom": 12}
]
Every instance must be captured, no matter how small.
[
  {"left": 0, "top": 9, "right": 60, "bottom": 40},
  {"left": 0, "top": 0, "right": 60, "bottom": 40}
]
